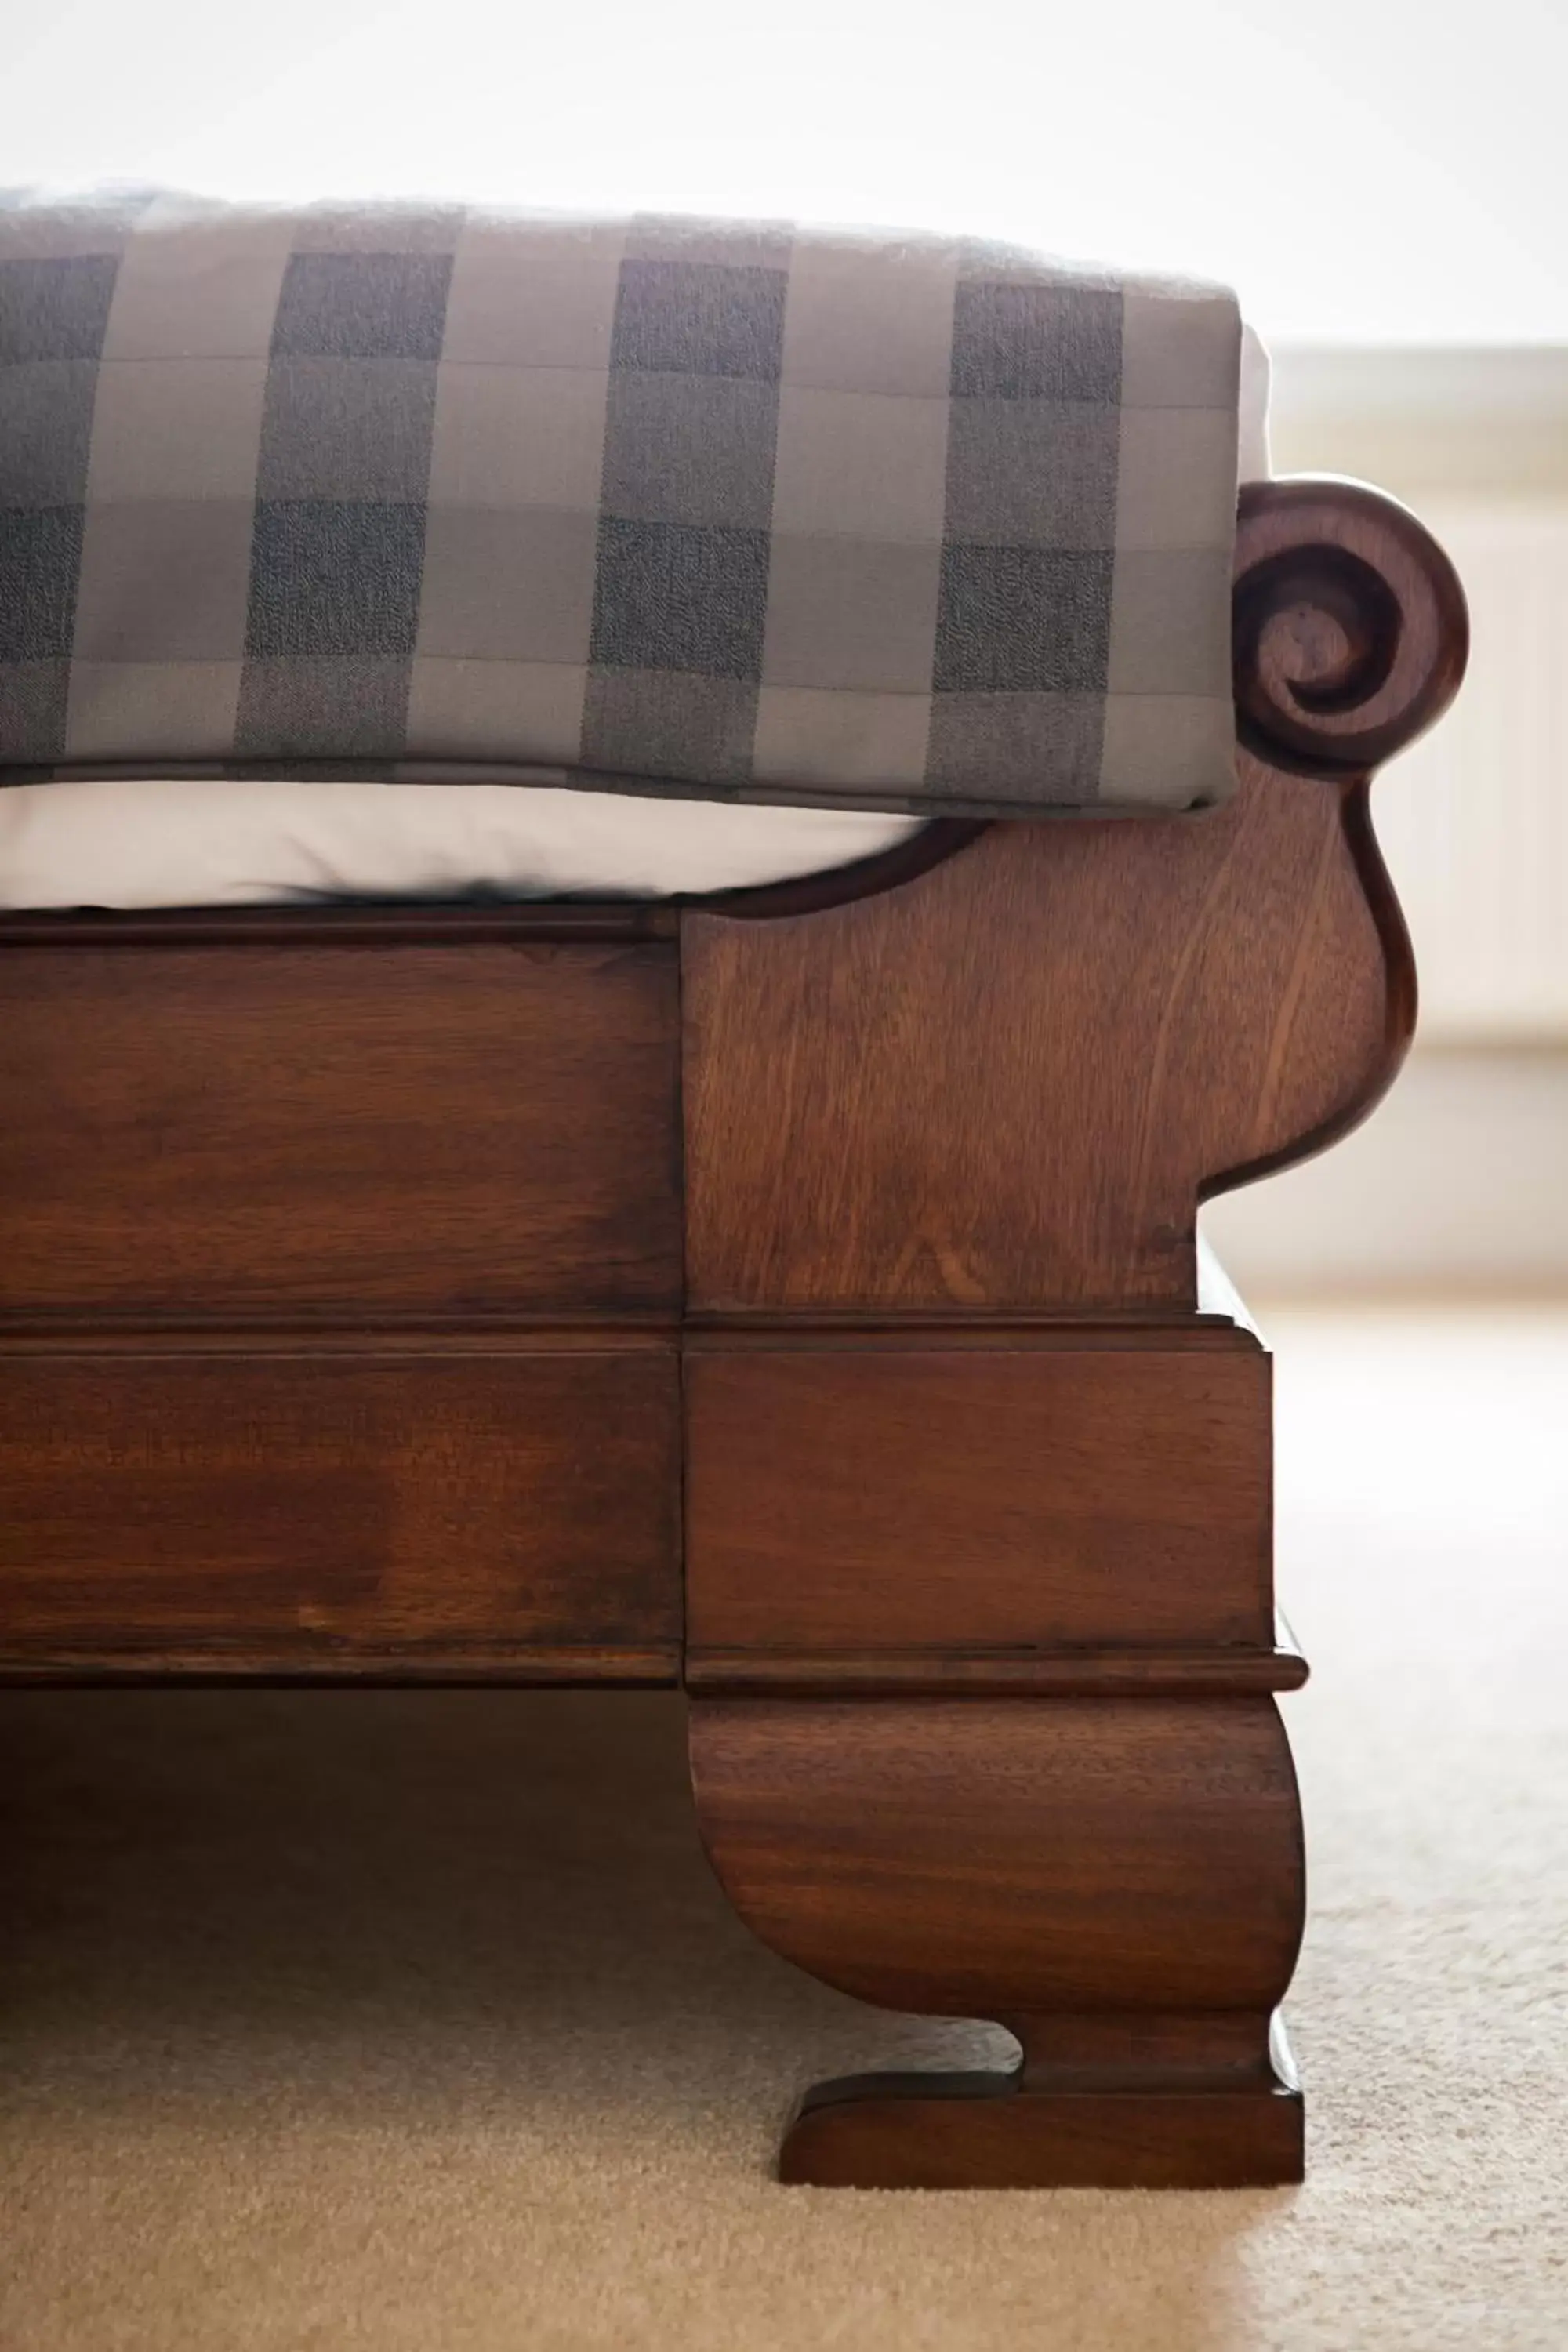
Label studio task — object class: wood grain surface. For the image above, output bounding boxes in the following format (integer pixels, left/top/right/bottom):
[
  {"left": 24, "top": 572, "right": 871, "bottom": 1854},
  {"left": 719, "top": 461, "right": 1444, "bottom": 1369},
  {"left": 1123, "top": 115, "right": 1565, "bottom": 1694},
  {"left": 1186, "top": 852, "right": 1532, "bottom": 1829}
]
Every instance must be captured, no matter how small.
[
  {"left": 682, "top": 769, "right": 1410, "bottom": 1313},
  {"left": 1232, "top": 476, "right": 1468, "bottom": 777},
  {"left": 0, "top": 938, "right": 681, "bottom": 1321},
  {"left": 690, "top": 1696, "right": 1305, "bottom": 2019},
  {"left": 684, "top": 1337, "right": 1272, "bottom": 1657},
  {"left": 779, "top": 2056, "right": 1305, "bottom": 2190},
  {"left": 691, "top": 1694, "right": 1307, "bottom": 2187},
  {"left": 0, "top": 1348, "right": 680, "bottom": 1673}
]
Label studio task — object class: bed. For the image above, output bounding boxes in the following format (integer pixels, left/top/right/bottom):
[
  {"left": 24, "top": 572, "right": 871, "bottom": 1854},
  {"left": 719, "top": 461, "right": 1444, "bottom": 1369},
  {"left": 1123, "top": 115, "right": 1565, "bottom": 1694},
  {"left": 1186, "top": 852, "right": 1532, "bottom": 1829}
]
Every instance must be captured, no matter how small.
[{"left": 0, "top": 194, "right": 1467, "bottom": 2188}]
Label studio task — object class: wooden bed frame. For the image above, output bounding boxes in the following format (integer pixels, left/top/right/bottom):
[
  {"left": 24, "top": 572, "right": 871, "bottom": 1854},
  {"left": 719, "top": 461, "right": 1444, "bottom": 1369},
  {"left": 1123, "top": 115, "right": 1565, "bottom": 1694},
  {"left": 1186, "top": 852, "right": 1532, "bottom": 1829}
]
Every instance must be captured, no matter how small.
[{"left": 0, "top": 478, "right": 1465, "bottom": 2189}]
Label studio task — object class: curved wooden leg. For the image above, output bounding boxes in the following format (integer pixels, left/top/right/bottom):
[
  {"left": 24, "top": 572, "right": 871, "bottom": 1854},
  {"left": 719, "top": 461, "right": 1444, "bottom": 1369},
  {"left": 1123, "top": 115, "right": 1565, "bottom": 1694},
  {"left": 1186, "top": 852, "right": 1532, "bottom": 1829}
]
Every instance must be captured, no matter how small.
[{"left": 689, "top": 1695, "right": 1306, "bottom": 2190}]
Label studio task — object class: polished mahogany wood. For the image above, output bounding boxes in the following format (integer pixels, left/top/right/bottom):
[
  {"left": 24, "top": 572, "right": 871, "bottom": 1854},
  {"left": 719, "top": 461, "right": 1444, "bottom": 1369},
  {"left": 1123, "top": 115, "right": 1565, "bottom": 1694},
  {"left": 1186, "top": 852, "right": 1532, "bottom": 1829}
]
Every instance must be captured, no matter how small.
[
  {"left": 687, "top": 1640, "right": 1308, "bottom": 1697},
  {"left": 0, "top": 938, "right": 680, "bottom": 1321},
  {"left": 690, "top": 1697, "right": 1305, "bottom": 2187},
  {"left": 0, "top": 1346, "right": 680, "bottom": 1675},
  {"left": 685, "top": 1334, "right": 1272, "bottom": 1658},
  {"left": 682, "top": 772, "right": 1410, "bottom": 1313},
  {"left": 1232, "top": 476, "right": 1468, "bottom": 777},
  {"left": 691, "top": 1697, "right": 1305, "bottom": 2016},
  {"left": 782, "top": 2027, "right": 1304, "bottom": 2190}
]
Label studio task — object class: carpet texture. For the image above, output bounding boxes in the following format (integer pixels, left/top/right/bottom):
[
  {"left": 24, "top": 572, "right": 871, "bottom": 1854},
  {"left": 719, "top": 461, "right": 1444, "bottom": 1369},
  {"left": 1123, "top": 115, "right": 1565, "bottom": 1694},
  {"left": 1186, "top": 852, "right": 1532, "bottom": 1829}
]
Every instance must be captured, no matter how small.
[{"left": 2, "top": 1312, "right": 1565, "bottom": 2350}]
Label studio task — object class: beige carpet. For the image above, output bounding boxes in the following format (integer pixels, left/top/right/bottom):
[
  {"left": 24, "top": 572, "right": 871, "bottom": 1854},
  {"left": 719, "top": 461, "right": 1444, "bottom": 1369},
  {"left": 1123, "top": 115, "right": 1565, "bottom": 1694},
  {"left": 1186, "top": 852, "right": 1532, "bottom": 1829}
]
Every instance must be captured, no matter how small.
[{"left": 2, "top": 1311, "right": 1565, "bottom": 2351}]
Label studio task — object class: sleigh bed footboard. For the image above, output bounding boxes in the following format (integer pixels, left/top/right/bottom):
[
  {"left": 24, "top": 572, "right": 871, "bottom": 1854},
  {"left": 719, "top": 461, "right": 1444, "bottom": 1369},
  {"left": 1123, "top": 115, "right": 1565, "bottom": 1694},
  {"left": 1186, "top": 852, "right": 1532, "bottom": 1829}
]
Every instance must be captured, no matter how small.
[{"left": 0, "top": 479, "right": 1465, "bottom": 2188}]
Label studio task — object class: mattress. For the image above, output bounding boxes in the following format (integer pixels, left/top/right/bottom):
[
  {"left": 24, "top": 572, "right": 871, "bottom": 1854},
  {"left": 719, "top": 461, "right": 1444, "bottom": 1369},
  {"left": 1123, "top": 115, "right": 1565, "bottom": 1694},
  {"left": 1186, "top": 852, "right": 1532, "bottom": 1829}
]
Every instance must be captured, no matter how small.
[
  {"left": 0, "top": 782, "right": 924, "bottom": 908},
  {"left": 0, "top": 330, "right": 1270, "bottom": 912}
]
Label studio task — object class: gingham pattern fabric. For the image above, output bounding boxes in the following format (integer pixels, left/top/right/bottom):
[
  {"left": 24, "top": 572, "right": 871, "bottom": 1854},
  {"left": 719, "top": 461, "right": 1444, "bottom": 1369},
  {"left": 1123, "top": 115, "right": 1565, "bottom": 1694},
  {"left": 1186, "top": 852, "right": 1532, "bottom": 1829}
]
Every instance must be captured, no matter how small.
[{"left": 0, "top": 192, "right": 1243, "bottom": 816}]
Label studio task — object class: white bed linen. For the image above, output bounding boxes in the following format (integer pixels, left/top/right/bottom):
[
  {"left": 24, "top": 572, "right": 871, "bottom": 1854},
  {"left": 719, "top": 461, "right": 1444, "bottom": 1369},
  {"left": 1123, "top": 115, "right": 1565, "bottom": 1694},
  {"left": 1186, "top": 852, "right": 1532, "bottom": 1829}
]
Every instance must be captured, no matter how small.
[
  {"left": 0, "top": 783, "right": 924, "bottom": 908},
  {"left": 0, "top": 333, "right": 1270, "bottom": 911}
]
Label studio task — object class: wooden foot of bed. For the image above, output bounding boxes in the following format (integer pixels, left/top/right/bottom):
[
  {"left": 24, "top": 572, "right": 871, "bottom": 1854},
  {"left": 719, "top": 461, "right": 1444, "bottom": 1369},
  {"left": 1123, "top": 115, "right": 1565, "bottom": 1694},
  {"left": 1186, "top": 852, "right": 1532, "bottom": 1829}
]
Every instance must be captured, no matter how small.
[
  {"left": 779, "top": 2015, "right": 1303, "bottom": 2190},
  {"left": 688, "top": 1697, "right": 1307, "bottom": 2190}
]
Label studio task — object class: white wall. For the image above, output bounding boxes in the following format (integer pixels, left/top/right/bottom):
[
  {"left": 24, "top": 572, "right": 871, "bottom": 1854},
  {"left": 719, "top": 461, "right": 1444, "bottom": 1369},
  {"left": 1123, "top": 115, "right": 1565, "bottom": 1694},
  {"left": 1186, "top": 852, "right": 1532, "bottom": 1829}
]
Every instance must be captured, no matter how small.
[
  {"left": 1207, "top": 350, "right": 1568, "bottom": 1299},
  {"left": 1203, "top": 1052, "right": 1568, "bottom": 1299},
  {"left": 6, "top": 0, "right": 1567, "bottom": 344}
]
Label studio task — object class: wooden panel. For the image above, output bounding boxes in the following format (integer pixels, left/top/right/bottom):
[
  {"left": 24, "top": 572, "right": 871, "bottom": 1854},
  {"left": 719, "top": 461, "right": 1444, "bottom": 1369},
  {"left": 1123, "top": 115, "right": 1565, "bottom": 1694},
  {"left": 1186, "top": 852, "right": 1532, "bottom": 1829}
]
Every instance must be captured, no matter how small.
[
  {"left": 685, "top": 1338, "right": 1272, "bottom": 1656},
  {"left": 0, "top": 1348, "right": 680, "bottom": 1670},
  {"left": 0, "top": 939, "right": 679, "bottom": 1318},
  {"left": 683, "top": 772, "right": 1406, "bottom": 1313}
]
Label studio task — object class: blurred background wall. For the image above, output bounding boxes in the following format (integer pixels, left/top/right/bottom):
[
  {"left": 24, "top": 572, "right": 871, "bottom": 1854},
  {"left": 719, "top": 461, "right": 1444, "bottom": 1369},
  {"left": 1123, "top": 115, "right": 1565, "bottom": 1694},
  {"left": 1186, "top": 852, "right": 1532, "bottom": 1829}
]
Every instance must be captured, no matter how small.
[{"left": 1204, "top": 349, "right": 1568, "bottom": 1298}]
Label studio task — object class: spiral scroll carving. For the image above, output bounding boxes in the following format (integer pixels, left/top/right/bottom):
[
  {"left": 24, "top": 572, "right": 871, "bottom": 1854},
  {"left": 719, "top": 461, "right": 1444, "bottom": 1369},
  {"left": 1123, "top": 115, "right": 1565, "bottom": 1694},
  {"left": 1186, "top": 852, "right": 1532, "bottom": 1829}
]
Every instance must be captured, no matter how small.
[{"left": 1233, "top": 477, "right": 1468, "bottom": 779}]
